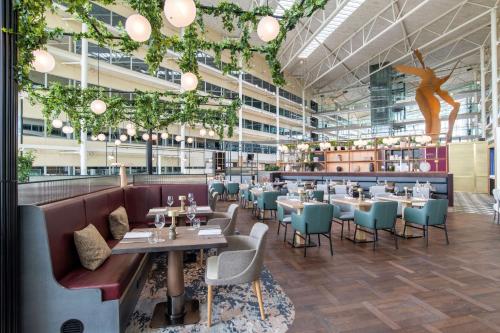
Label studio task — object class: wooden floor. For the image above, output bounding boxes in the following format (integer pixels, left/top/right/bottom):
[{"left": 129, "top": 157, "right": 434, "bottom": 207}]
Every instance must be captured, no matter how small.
[{"left": 223, "top": 200, "right": 500, "bottom": 333}]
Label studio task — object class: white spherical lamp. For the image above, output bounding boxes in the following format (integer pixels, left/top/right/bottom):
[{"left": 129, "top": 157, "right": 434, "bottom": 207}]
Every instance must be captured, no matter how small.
[
  {"left": 127, "top": 128, "right": 136, "bottom": 136},
  {"left": 90, "top": 99, "right": 107, "bottom": 115},
  {"left": 257, "top": 16, "right": 280, "bottom": 42},
  {"left": 199, "top": 128, "right": 207, "bottom": 136},
  {"left": 32, "top": 49, "right": 55, "bottom": 73},
  {"left": 91, "top": 135, "right": 97, "bottom": 141},
  {"left": 125, "top": 14, "right": 152, "bottom": 42},
  {"left": 151, "top": 133, "right": 158, "bottom": 141},
  {"left": 51, "top": 119, "right": 63, "bottom": 129},
  {"left": 114, "top": 139, "right": 121, "bottom": 146},
  {"left": 161, "top": 132, "right": 168, "bottom": 139},
  {"left": 187, "top": 137, "right": 193, "bottom": 144},
  {"left": 164, "top": 0, "right": 196, "bottom": 28},
  {"left": 119, "top": 134, "right": 128, "bottom": 142},
  {"left": 208, "top": 130, "right": 215, "bottom": 137},
  {"left": 97, "top": 133, "right": 106, "bottom": 141},
  {"left": 126, "top": 123, "right": 134, "bottom": 130},
  {"left": 142, "top": 133, "right": 150, "bottom": 141},
  {"left": 175, "top": 135, "right": 182, "bottom": 142},
  {"left": 180, "top": 72, "right": 198, "bottom": 91},
  {"left": 62, "top": 125, "right": 74, "bottom": 134}
]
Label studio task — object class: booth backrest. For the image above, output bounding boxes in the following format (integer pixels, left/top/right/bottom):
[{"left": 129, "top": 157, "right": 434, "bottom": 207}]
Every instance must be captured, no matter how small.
[
  {"left": 40, "top": 184, "right": 207, "bottom": 283},
  {"left": 160, "top": 184, "right": 209, "bottom": 206}
]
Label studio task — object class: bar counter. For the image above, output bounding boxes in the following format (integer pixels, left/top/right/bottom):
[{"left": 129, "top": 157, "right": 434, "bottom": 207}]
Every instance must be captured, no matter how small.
[{"left": 270, "top": 172, "right": 453, "bottom": 206}]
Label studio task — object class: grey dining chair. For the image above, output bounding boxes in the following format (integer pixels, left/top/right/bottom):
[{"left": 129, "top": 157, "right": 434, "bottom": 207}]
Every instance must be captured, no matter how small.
[
  {"left": 205, "top": 222, "right": 269, "bottom": 327},
  {"left": 207, "top": 203, "right": 239, "bottom": 236},
  {"left": 209, "top": 192, "right": 219, "bottom": 212}
]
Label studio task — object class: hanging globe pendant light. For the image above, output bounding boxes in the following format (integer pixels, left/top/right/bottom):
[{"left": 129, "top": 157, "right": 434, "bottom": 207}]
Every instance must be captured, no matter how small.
[
  {"left": 119, "top": 134, "right": 128, "bottom": 142},
  {"left": 180, "top": 72, "right": 198, "bottom": 91},
  {"left": 125, "top": 14, "right": 152, "bottom": 42},
  {"left": 51, "top": 119, "right": 63, "bottom": 129},
  {"left": 164, "top": 0, "right": 196, "bottom": 28},
  {"left": 90, "top": 99, "right": 107, "bottom": 115},
  {"left": 257, "top": 16, "right": 280, "bottom": 42},
  {"left": 62, "top": 125, "right": 74, "bottom": 134},
  {"left": 32, "top": 49, "right": 56, "bottom": 73}
]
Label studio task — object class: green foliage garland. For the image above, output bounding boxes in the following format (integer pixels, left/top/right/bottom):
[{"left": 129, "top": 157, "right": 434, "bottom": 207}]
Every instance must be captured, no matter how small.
[{"left": 11, "top": 0, "right": 327, "bottom": 138}]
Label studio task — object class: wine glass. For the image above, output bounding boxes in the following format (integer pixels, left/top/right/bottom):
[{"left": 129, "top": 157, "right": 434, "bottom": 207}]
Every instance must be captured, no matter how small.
[
  {"left": 308, "top": 190, "right": 315, "bottom": 202},
  {"left": 187, "top": 192, "right": 194, "bottom": 205},
  {"left": 192, "top": 217, "right": 201, "bottom": 230},
  {"left": 190, "top": 200, "right": 197, "bottom": 210},
  {"left": 154, "top": 214, "right": 165, "bottom": 242},
  {"left": 167, "top": 195, "right": 174, "bottom": 208},
  {"left": 187, "top": 205, "right": 196, "bottom": 229}
]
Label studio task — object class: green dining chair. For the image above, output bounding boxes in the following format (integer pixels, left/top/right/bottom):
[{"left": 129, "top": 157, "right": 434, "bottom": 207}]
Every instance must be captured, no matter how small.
[
  {"left": 211, "top": 183, "right": 225, "bottom": 200},
  {"left": 291, "top": 204, "right": 337, "bottom": 257},
  {"left": 256, "top": 191, "right": 279, "bottom": 220},
  {"left": 226, "top": 182, "right": 240, "bottom": 201},
  {"left": 403, "top": 199, "right": 449, "bottom": 246},
  {"left": 276, "top": 195, "right": 298, "bottom": 242},
  {"left": 353, "top": 201, "right": 398, "bottom": 250},
  {"left": 310, "top": 190, "right": 324, "bottom": 202}
]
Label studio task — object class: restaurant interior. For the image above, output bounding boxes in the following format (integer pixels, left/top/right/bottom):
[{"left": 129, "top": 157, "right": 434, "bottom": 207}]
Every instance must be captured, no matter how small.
[{"left": 1, "top": 0, "right": 500, "bottom": 332}]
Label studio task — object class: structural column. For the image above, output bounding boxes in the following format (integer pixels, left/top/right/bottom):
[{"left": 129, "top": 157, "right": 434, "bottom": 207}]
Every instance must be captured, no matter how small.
[
  {"left": 492, "top": 8, "right": 499, "bottom": 187},
  {"left": 302, "top": 89, "right": 306, "bottom": 138},
  {"left": 79, "top": 23, "right": 88, "bottom": 175},
  {"left": 238, "top": 60, "right": 243, "bottom": 166},
  {"left": 180, "top": 125, "right": 186, "bottom": 174},
  {"left": 0, "top": 0, "right": 19, "bottom": 330},
  {"left": 480, "top": 46, "right": 487, "bottom": 138},
  {"left": 276, "top": 87, "right": 280, "bottom": 161}
]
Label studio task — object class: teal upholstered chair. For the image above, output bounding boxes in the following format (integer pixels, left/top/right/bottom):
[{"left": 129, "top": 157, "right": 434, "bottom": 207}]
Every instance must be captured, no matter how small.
[
  {"left": 353, "top": 201, "right": 398, "bottom": 250},
  {"left": 291, "top": 204, "right": 337, "bottom": 257},
  {"left": 309, "top": 190, "right": 324, "bottom": 202},
  {"left": 276, "top": 195, "right": 298, "bottom": 242},
  {"left": 330, "top": 194, "right": 355, "bottom": 239},
  {"left": 256, "top": 191, "right": 279, "bottom": 220},
  {"left": 404, "top": 199, "right": 449, "bottom": 246},
  {"left": 226, "top": 182, "right": 240, "bottom": 201},
  {"left": 211, "top": 183, "right": 226, "bottom": 200}
]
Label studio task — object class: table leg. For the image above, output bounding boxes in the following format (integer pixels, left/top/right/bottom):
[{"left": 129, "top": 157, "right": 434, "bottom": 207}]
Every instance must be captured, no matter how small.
[{"left": 150, "top": 250, "right": 200, "bottom": 327}]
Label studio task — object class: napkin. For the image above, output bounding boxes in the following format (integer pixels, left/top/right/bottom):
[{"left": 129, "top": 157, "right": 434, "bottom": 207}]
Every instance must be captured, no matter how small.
[
  {"left": 123, "top": 231, "right": 152, "bottom": 239},
  {"left": 198, "top": 229, "right": 222, "bottom": 236}
]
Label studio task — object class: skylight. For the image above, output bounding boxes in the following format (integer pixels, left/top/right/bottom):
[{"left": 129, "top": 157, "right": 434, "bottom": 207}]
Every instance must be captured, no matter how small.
[
  {"left": 298, "top": 0, "right": 366, "bottom": 58},
  {"left": 274, "top": 0, "right": 296, "bottom": 16}
]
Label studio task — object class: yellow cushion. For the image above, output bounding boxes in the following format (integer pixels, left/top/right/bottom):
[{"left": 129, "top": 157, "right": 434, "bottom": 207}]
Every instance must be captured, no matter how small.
[
  {"left": 109, "top": 206, "right": 129, "bottom": 240},
  {"left": 74, "top": 224, "right": 111, "bottom": 271}
]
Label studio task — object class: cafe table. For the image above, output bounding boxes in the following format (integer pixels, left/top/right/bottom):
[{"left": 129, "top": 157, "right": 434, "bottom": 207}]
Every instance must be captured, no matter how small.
[
  {"left": 377, "top": 195, "right": 428, "bottom": 237},
  {"left": 112, "top": 226, "right": 227, "bottom": 328}
]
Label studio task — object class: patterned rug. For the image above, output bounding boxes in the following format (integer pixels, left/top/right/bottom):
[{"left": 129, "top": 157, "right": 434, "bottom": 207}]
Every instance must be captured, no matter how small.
[
  {"left": 451, "top": 191, "right": 494, "bottom": 215},
  {"left": 126, "top": 254, "right": 294, "bottom": 333}
]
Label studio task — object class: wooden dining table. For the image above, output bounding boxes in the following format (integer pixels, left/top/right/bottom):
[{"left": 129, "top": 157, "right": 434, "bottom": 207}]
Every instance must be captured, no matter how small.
[
  {"left": 147, "top": 206, "right": 213, "bottom": 225},
  {"left": 112, "top": 226, "right": 227, "bottom": 328},
  {"left": 377, "top": 195, "right": 428, "bottom": 238}
]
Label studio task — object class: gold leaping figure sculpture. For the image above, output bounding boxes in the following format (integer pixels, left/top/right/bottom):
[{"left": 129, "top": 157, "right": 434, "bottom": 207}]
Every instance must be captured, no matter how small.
[{"left": 394, "top": 49, "right": 460, "bottom": 142}]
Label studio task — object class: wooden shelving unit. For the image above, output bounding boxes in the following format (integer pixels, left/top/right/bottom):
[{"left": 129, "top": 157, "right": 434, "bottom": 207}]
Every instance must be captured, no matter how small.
[{"left": 325, "top": 149, "right": 376, "bottom": 172}]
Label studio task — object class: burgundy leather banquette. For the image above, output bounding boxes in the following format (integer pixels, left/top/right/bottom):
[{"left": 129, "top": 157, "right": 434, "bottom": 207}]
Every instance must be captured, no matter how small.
[{"left": 20, "top": 183, "right": 208, "bottom": 333}]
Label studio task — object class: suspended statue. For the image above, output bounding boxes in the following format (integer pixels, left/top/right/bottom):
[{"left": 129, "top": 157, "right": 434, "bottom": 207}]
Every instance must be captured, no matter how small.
[{"left": 394, "top": 49, "right": 460, "bottom": 142}]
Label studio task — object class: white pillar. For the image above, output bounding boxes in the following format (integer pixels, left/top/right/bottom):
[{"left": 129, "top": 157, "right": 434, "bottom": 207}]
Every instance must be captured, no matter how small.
[
  {"left": 238, "top": 59, "right": 243, "bottom": 164},
  {"left": 276, "top": 87, "right": 280, "bottom": 161},
  {"left": 180, "top": 125, "right": 186, "bottom": 173},
  {"left": 480, "top": 46, "right": 487, "bottom": 138},
  {"left": 492, "top": 8, "right": 499, "bottom": 188},
  {"left": 157, "top": 154, "right": 162, "bottom": 175},
  {"left": 302, "top": 89, "right": 306, "bottom": 138},
  {"left": 80, "top": 23, "right": 88, "bottom": 175}
]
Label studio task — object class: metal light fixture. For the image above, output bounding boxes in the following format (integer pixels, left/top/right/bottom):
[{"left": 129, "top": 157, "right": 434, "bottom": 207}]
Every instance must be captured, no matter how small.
[
  {"left": 175, "top": 135, "right": 182, "bottom": 142},
  {"left": 164, "top": 0, "right": 196, "bottom": 28},
  {"left": 97, "top": 133, "right": 106, "bottom": 141},
  {"left": 126, "top": 128, "right": 136, "bottom": 136},
  {"left": 199, "top": 128, "right": 207, "bottom": 136},
  {"left": 119, "top": 134, "right": 128, "bottom": 141},
  {"left": 151, "top": 133, "right": 158, "bottom": 141},
  {"left": 208, "top": 130, "right": 215, "bottom": 137},
  {"left": 62, "top": 125, "right": 74, "bottom": 134},
  {"left": 187, "top": 137, "right": 193, "bottom": 144},
  {"left": 32, "top": 49, "right": 55, "bottom": 73},
  {"left": 91, "top": 135, "right": 97, "bottom": 141},
  {"left": 142, "top": 133, "right": 150, "bottom": 141},
  {"left": 161, "top": 132, "right": 169, "bottom": 139},
  {"left": 125, "top": 14, "right": 152, "bottom": 42},
  {"left": 114, "top": 139, "right": 121, "bottom": 146},
  {"left": 90, "top": 99, "right": 107, "bottom": 115}
]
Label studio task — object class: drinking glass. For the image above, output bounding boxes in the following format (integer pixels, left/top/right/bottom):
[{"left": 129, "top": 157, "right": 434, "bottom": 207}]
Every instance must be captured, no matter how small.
[
  {"left": 187, "top": 205, "right": 196, "bottom": 229},
  {"left": 192, "top": 218, "right": 201, "bottom": 230},
  {"left": 154, "top": 214, "right": 165, "bottom": 242},
  {"left": 167, "top": 195, "right": 174, "bottom": 207},
  {"left": 187, "top": 192, "right": 194, "bottom": 204},
  {"left": 190, "top": 200, "right": 197, "bottom": 210}
]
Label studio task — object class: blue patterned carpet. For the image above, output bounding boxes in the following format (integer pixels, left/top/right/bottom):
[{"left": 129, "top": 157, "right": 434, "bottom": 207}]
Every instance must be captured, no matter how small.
[{"left": 126, "top": 254, "right": 294, "bottom": 332}]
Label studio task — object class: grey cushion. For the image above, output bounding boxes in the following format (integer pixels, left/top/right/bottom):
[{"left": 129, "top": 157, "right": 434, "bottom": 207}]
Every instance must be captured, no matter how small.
[
  {"left": 281, "top": 216, "right": 291, "bottom": 223},
  {"left": 339, "top": 212, "right": 354, "bottom": 220}
]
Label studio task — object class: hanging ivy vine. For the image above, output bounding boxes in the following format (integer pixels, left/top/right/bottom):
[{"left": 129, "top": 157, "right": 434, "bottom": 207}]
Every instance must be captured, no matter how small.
[{"left": 10, "top": 0, "right": 327, "bottom": 138}]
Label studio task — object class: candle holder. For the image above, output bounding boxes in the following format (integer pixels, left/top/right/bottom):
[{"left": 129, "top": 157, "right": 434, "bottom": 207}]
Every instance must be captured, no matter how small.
[
  {"left": 167, "top": 209, "right": 179, "bottom": 240},
  {"left": 179, "top": 195, "right": 186, "bottom": 212}
]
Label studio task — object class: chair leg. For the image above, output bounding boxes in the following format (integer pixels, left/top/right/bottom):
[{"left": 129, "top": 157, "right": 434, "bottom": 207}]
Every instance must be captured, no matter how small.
[
  {"left": 425, "top": 224, "right": 429, "bottom": 247},
  {"left": 393, "top": 227, "right": 399, "bottom": 249},
  {"left": 443, "top": 222, "right": 450, "bottom": 245},
  {"left": 493, "top": 211, "right": 497, "bottom": 223},
  {"left": 373, "top": 229, "right": 378, "bottom": 250},
  {"left": 318, "top": 234, "right": 321, "bottom": 246},
  {"left": 353, "top": 224, "right": 358, "bottom": 243},
  {"left": 340, "top": 221, "right": 344, "bottom": 239},
  {"left": 328, "top": 235, "right": 333, "bottom": 256},
  {"left": 254, "top": 280, "right": 265, "bottom": 320},
  {"left": 277, "top": 221, "right": 281, "bottom": 235},
  {"left": 207, "top": 285, "right": 213, "bottom": 327},
  {"left": 283, "top": 224, "right": 288, "bottom": 242},
  {"left": 292, "top": 230, "right": 296, "bottom": 247}
]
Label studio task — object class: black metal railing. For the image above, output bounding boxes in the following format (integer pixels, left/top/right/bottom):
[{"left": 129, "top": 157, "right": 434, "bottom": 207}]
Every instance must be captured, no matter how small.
[
  {"left": 132, "top": 174, "right": 208, "bottom": 185},
  {"left": 18, "top": 176, "right": 121, "bottom": 205}
]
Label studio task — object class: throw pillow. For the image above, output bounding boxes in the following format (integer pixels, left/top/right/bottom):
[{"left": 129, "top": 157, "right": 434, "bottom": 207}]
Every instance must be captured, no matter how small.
[
  {"left": 74, "top": 224, "right": 111, "bottom": 271},
  {"left": 109, "top": 206, "right": 129, "bottom": 240}
]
